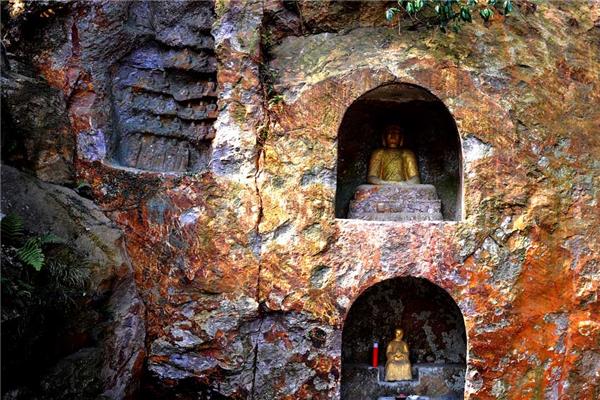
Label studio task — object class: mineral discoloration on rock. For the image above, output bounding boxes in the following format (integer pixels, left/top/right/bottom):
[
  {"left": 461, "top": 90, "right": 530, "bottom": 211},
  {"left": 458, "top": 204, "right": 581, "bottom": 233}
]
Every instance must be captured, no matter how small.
[{"left": 3, "top": 0, "right": 599, "bottom": 398}]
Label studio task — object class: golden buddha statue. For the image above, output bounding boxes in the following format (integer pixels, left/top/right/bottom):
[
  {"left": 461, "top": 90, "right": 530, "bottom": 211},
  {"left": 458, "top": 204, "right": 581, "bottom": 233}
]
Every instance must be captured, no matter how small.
[
  {"left": 385, "top": 328, "right": 412, "bottom": 381},
  {"left": 367, "top": 125, "right": 420, "bottom": 185}
]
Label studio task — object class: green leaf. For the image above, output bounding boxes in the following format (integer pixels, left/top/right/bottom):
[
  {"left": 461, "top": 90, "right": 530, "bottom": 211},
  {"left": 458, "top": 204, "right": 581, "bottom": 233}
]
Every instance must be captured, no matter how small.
[
  {"left": 39, "top": 233, "right": 64, "bottom": 245},
  {"left": 460, "top": 7, "right": 472, "bottom": 22},
  {"left": 384, "top": 0, "right": 510, "bottom": 33},
  {"left": 385, "top": 8, "right": 398, "bottom": 21},
  {"left": 480, "top": 7, "right": 493, "bottom": 21},
  {"left": 1, "top": 213, "right": 24, "bottom": 242},
  {"left": 17, "top": 238, "right": 45, "bottom": 271}
]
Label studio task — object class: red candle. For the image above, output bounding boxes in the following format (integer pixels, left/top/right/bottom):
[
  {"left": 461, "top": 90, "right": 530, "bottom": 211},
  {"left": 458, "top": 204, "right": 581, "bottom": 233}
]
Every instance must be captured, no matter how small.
[{"left": 372, "top": 342, "right": 379, "bottom": 368}]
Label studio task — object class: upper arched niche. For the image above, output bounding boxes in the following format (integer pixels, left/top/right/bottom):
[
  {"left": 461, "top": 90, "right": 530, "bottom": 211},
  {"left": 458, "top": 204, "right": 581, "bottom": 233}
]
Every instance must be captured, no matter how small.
[{"left": 335, "top": 83, "right": 462, "bottom": 221}]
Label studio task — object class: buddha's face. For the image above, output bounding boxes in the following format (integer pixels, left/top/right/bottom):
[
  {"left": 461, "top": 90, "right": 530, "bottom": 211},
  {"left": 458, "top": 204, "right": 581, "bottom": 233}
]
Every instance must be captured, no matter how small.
[
  {"left": 395, "top": 328, "right": 404, "bottom": 339},
  {"left": 383, "top": 126, "right": 404, "bottom": 148}
]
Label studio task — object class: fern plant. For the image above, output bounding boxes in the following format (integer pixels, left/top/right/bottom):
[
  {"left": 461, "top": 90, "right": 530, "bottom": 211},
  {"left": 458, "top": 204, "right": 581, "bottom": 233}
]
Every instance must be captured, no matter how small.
[
  {"left": 16, "top": 238, "right": 45, "bottom": 271},
  {"left": 1, "top": 213, "right": 24, "bottom": 241},
  {"left": 1, "top": 212, "right": 91, "bottom": 391},
  {"left": 2, "top": 213, "right": 63, "bottom": 271}
]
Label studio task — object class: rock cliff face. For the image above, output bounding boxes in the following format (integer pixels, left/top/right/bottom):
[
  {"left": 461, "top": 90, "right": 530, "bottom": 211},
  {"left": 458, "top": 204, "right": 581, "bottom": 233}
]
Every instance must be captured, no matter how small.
[
  {"left": 2, "top": 0, "right": 599, "bottom": 399},
  {"left": 1, "top": 166, "right": 145, "bottom": 399}
]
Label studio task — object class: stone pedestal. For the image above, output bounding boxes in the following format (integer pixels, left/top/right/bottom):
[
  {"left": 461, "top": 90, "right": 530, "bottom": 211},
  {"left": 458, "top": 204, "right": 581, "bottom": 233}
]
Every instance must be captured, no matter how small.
[
  {"left": 341, "top": 363, "right": 465, "bottom": 400},
  {"left": 348, "top": 184, "right": 443, "bottom": 222}
]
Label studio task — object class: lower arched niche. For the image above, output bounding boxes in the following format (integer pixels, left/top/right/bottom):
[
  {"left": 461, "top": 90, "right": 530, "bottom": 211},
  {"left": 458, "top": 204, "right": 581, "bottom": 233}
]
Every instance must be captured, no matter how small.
[{"left": 341, "top": 277, "right": 466, "bottom": 400}]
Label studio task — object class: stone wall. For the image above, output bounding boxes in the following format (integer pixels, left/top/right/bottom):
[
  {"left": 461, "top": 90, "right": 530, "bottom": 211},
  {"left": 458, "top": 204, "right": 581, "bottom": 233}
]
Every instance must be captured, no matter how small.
[{"left": 3, "top": 0, "right": 599, "bottom": 399}]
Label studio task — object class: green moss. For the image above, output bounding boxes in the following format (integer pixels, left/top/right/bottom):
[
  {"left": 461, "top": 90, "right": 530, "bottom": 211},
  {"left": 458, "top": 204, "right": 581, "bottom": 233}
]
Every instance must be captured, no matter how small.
[
  {"left": 86, "top": 231, "right": 117, "bottom": 264},
  {"left": 229, "top": 102, "right": 247, "bottom": 125},
  {"left": 246, "top": 30, "right": 261, "bottom": 52},
  {"left": 271, "top": 176, "right": 285, "bottom": 189},
  {"left": 516, "top": 365, "right": 545, "bottom": 399},
  {"left": 214, "top": 0, "right": 227, "bottom": 17}
]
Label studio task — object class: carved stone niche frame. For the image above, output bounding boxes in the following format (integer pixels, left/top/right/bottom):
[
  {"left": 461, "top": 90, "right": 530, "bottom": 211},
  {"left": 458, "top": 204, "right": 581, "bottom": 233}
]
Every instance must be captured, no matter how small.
[
  {"left": 341, "top": 276, "right": 467, "bottom": 400},
  {"left": 335, "top": 82, "right": 463, "bottom": 221}
]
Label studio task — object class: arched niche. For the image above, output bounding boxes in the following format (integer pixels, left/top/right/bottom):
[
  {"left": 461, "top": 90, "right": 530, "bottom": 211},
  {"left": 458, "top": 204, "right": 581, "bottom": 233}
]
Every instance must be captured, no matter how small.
[
  {"left": 341, "top": 277, "right": 466, "bottom": 399},
  {"left": 335, "top": 83, "right": 462, "bottom": 221}
]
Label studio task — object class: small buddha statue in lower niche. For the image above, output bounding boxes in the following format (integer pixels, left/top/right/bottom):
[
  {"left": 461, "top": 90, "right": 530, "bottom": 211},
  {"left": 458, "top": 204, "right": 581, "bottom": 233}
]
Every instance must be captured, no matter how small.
[{"left": 385, "top": 328, "right": 412, "bottom": 381}]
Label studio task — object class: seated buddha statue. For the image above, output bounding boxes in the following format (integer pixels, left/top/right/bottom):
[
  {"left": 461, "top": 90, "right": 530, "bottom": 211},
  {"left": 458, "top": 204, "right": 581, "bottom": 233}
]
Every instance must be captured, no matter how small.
[
  {"left": 367, "top": 124, "right": 420, "bottom": 185},
  {"left": 347, "top": 124, "right": 442, "bottom": 221},
  {"left": 385, "top": 328, "right": 412, "bottom": 381}
]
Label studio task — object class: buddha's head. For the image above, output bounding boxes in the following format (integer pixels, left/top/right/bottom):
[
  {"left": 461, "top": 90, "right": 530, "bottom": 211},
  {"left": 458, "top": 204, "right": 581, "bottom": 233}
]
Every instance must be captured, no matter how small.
[
  {"left": 394, "top": 328, "right": 404, "bottom": 340},
  {"left": 383, "top": 125, "right": 405, "bottom": 149}
]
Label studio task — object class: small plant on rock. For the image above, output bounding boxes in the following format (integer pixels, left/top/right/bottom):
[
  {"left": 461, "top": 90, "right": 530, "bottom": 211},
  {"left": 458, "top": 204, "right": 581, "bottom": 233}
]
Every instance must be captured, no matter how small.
[
  {"left": 386, "top": 0, "right": 514, "bottom": 32},
  {"left": 1, "top": 212, "right": 92, "bottom": 392},
  {"left": 1, "top": 213, "right": 63, "bottom": 271}
]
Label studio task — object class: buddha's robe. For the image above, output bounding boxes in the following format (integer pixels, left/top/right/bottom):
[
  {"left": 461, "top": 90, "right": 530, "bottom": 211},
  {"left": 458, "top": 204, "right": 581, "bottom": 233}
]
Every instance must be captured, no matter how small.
[
  {"left": 385, "top": 339, "right": 412, "bottom": 381},
  {"left": 368, "top": 148, "right": 419, "bottom": 182}
]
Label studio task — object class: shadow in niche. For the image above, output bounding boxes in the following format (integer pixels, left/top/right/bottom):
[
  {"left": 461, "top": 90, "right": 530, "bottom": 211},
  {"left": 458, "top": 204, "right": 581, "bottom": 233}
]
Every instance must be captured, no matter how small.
[
  {"left": 341, "top": 277, "right": 466, "bottom": 400},
  {"left": 335, "top": 83, "right": 462, "bottom": 221}
]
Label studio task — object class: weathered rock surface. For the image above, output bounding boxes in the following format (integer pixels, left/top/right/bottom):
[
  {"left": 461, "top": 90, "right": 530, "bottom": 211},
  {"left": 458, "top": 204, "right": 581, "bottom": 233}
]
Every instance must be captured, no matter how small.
[
  {"left": 1, "top": 59, "right": 74, "bottom": 184},
  {"left": 109, "top": 1, "right": 218, "bottom": 172},
  {"left": 1, "top": 166, "right": 145, "bottom": 399},
  {"left": 2, "top": 0, "right": 599, "bottom": 399}
]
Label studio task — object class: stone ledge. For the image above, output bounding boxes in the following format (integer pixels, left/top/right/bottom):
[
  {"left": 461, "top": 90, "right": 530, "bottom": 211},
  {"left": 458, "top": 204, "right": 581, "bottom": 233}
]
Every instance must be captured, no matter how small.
[
  {"left": 342, "top": 363, "right": 465, "bottom": 400},
  {"left": 348, "top": 184, "right": 444, "bottom": 222},
  {"left": 348, "top": 211, "right": 443, "bottom": 222}
]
